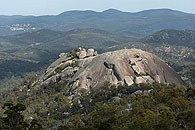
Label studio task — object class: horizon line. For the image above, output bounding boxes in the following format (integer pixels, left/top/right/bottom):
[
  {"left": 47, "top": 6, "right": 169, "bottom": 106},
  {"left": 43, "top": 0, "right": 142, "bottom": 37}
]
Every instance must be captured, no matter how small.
[{"left": 0, "top": 8, "right": 194, "bottom": 17}]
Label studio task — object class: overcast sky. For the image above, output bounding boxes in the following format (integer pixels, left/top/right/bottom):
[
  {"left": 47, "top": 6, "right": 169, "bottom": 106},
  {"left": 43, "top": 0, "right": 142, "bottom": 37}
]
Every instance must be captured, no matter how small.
[{"left": 0, "top": 0, "right": 194, "bottom": 16}]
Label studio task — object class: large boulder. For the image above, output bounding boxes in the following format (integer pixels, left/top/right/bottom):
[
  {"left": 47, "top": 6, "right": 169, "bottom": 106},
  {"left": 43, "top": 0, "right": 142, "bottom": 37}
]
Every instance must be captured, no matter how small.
[
  {"left": 135, "top": 76, "right": 154, "bottom": 84},
  {"left": 59, "top": 52, "right": 66, "bottom": 58},
  {"left": 71, "top": 48, "right": 185, "bottom": 90},
  {"left": 77, "top": 50, "right": 87, "bottom": 59},
  {"left": 124, "top": 76, "right": 134, "bottom": 86},
  {"left": 86, "top": 49, "right": 95, "bottom": 57},
  {"left": 39, "top": 48, "right": 185, "bottom": 90}
]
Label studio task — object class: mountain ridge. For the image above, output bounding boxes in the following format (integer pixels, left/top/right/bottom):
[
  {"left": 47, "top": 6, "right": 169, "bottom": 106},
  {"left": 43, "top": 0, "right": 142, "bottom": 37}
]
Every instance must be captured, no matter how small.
[
  {"left": 140, "top": 29, "right": 195, "bottom": 48},
  {"left": 0, "top": 8, "right": 195, "bottom": 36}
]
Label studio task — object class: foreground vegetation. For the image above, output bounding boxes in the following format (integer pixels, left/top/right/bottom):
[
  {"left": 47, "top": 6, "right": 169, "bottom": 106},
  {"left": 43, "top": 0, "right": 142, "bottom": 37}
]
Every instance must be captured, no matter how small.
[
  {"left": 0, "top": 103, "right": 43, "bottom": 130},
  {"left": 0, "top": 77, "right": 194, "bottom": 129}
]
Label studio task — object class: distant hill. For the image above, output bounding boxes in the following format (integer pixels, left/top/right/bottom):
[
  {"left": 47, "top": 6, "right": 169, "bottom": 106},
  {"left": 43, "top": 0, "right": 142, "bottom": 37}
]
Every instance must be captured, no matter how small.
[
  {"left": 0, "top": 28, "right": 136, "bottom": 79},
  {"left": 0, "top": 29, "right": 66, "bottom": 59},
  {"left": 0, "top": 9, "right": 195, "bottom": 36},
  {"left": 0, "top": 28, "right": 134, "bottom": 60},
  {"left": 140, "top": 29, "right": 195, "bottom": 48},
  {"left": 0, "top": 52, "right": 40, "bottom": 79},
  {"left": 7, "top": 29, "right": 64, "bottom": 45}
]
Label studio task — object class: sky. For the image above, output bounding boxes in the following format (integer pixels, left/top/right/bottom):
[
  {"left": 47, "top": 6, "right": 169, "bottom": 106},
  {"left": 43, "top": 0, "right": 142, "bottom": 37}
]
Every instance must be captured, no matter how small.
[{"left": 0, "top": 0, "right": 194, "bottom": 16}]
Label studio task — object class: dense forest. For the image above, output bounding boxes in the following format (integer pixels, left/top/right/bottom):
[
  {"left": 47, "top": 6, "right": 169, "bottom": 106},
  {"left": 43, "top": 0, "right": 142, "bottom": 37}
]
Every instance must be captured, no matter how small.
[
  {"left": 0, "top": 76, "right": 194, "bottom": 129},
  {"left": 0, "top": 46, "right": 194, "bottom": 129}
]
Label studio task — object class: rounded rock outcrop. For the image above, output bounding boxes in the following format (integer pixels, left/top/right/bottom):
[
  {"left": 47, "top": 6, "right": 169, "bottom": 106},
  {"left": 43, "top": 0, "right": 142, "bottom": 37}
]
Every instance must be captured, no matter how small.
[
  {"left": 39, "top": 48, "right": 185, "bottom": 91},
  {"left": 71, "top": 49, "right": 185, "bottom": 90}
]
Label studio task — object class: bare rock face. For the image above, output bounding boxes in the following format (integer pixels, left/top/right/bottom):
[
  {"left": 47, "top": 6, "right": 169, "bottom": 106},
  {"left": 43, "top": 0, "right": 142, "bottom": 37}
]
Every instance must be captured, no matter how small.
[
  {"left": 124, "top": 76, "right": 134, "bottom": 86},
  {"left": 71, "top": 48, "right": 185, "bottom": 90},
  {"left": 39, "top": 48, "right": 185, "bottom": 91},
  {"left": 135, "top": 76, "right": 154, "bottom": 84},
  {"left": 94, "top": 51, "right": 98, "bottom": 56},
  {"left": 39, "top": 48, "right": 97, "bottom": 85},
  {"left": 77, "top": 50, "right": 87, "bottom": 59},
  {"left": 86, "top": 49, "right": 95, "bottom": 57},
  {"left": 59, "top": 52, "right": 66, "bottom": 58},
  {"left": 76, "top": 48, "right": 96, "bottom": 59}
]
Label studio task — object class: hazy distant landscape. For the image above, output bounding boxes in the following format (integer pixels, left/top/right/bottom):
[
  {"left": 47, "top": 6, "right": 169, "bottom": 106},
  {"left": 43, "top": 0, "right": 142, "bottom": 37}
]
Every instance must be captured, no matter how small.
[
  {"left": 0, "top": 9, "right": 194, "bottom": 82},
  {"left": 0, "top": 9, "right": 195, "bottom": 36}
]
